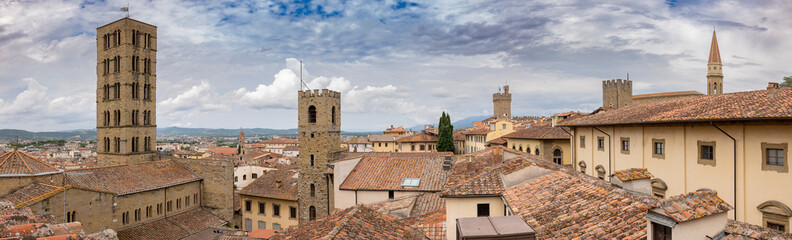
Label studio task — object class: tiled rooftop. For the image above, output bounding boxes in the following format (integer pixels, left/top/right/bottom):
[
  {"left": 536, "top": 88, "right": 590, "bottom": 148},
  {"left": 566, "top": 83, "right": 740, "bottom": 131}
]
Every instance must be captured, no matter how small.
[
  {"left": 1, "top": 182, "right": 60, "bottom": 206},
  {"left": 559, "top": 88, "right": 792, "bottom": 126},
  {"left": 396, "top": 133, "right": 438, "bottom": 143},
  {"left": 0, "top": 150, "right": 61, "bottom": 176},
  {"left": 369, "top": 192, "right": 445, "bottom": 220},
  {"left": 65, "top": 160, "right": 201, "bottom": 195},
  {"left": 463, "top": 127, "right": 491, "bottom": 135},
  {"left": 400, "top": 208, "right": 446, "bottom": 240},
  {"left": 721, "top": 219, "right": 792, "bottom": 240},
  {"left": 238, "top": 169, "right": 298, "bottom": 201},
  {"left": 632, "top": 90, "right": 703, "bottom": 99},
  {"left": 207, "top": 147, "right": 237, "bottom": 156},
  {"left": 258, "top": 138, "right": 298, "bottom": 144},
  {"left": 501, "top": 125, "right": 570, "bottom": 140},
  {"left": 116, "top": 207, "right": 225, "bottom": 240},
  {"left": 367, "top": 134, "right": 404, "bottom": 142},
  {"left": 611, "top": 168, "right": 654, "bottom": 182},
  {"left": 655, "top": 191, "right": 733, "bottom": 223},
  {"left": 270, "top": 205, "right": 427, "bottom": 240},
  {"left": 0, "top": 200, "right": 118, "bottom": 239},
  {"left": 347, "top": 137, "right": 370, "bottom": 144},
  {"left": 339, "top": 154, "right": 450, "bottom": 191}
]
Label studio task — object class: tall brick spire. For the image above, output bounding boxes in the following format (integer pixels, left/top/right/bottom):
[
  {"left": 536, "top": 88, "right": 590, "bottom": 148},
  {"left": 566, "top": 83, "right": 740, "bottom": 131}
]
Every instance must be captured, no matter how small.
[{"left": 707, "top": 30, "right": 723, "bottom": 95}]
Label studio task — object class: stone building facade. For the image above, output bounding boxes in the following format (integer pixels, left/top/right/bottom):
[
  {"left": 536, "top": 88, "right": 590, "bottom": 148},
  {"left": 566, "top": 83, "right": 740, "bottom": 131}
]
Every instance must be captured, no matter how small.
[
  {"left": 602, "top": 79, "right": 633, "bottom": 109},
  {"left": 492, "top": 85, "right": 512, "bottom": 119},
  {"left": 297, "top": 89, "right": 340, "bottom": 223},
  {"left": 175, "top": 158, "right": 234, "bottom": 220},
  {"left": 96, "top": 17, "right": 157, "bottom": 166}
]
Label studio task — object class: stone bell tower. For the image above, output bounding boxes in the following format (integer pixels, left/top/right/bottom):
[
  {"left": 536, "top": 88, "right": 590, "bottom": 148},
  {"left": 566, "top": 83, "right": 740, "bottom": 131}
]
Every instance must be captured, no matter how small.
[
  {"left": 96, "top": 17, "right": 157, "bottom": 166},
  {"left": 707, "top": 30, "right": 723, "bottom": 95},
  {"left": 493, "top": 85, "right": 512, "bottom": 119},
  {"left": 297, "top": 89, "right": 341, "bottom": 223}
]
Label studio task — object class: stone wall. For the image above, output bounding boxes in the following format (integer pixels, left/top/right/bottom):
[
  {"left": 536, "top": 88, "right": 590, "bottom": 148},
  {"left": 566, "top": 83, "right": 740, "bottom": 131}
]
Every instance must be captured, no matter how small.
[
  {"left": 297, "top": 89, "right": 341, "bottom": 223},
  {"left": 492, "top": 85, "right": 512, "bottom": 119},
  {"left": 27, "top": 188, "right": 115, "bottom": 234},
  {"left": 0, "top": 173, "right": 63, "bottom": 196},
  {"left": 602, "top": 79, "right": 632, "bottom": 108},
  {"left": 175, "top": 158, "right": 234, "bottom": 221},
  {"left": 114, "top": 181, "right": 201, "bottom": 231}
]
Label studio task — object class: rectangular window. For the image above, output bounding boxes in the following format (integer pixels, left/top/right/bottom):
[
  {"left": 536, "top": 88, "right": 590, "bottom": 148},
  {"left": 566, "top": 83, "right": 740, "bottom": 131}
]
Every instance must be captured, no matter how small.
[
  {"left": 420, "top": 145, "right": 425, "bottom": 151},
  {"left": 652, "top": 222, "right": 672, "bottom": 240},
  {"left": 388, "top": 190, "right": 394, "bottom": 199},
  {"left": 146, "top": 206, "right": 152, "bottom": 218},
  {"left": 194, "top": 193, "right": 198, "bottom": 204},
  {"left": 245, "top": 200, "right": 252, "bottom": 212},
  {"left": 620, "top": 137, "right": 629, "bottom": 154},
  {"left": 245, "top": 219, "right": 252, "bottom": 231},
  {"left": 177, "top": 199, "right": 182, "bottom": 210},
  {"left": 696, "top": 141, "right": 716, "bottom": 166},
  {"left": 258, "top": 221, "right": 266, "bottom": 230},
  {"left": 273, "top": 204, "right": 281, "bottom": 217},
  {"left": 477, "top": 203, "right": 490, "bottom": 217},
  {"left": 258, "top": 202, "right": 266, "bottom": 215},
  {"left": 767, "top": 222, "right": 786, "bottom": 232},
  {"left": 157, "top": 203, "right": 162, "bottom": 215},
  {"left": 652, "top": 139, "right": 665, "bottom": 159},
  {"left": 290, "top": 206, "right": 297, "bottom": 219},
  {"left": 186, "top": 196, "right": 190, "bottom": 207},
  {"left": 762, "top": 143, "right": 788, "bottom": 173},
  {"left": 597, "top": 137, "right": 605, "bottom": 151},
  {"left": 273, "top": 223, "right": 281, "bottom": 231},
  {"left": 167, "top": 201, "right": 173, "bottom": 212},
  {"left": 580, "top": 136, "right": 585, "bottom": 148}
]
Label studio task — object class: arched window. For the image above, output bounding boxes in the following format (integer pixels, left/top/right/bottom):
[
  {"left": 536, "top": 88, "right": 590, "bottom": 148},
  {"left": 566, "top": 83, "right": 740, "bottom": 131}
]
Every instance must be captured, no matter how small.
[
  {"left": 714, "top": 83, "right": 718, "bottom": 94},
  {"left": 535, "top": 147, "right": 540, "bottom": 156},
  {"left": 308, "top": 105, "right": 317, "bottom": 123},
  {"left": 331, "top": 106, "right": 336, "bottom": 125},
  {"left": 511, "top": 144, "right": 515, "bottom": 150},
  {"left": 758, "top": 201, "right": 792, "bottom": 231},
  {"left": 518, "top": 145, "right": 523, "bottom": 151},
  {"left": 651, "top": 178, "right": 668, "bottom": 199},
  {"left": 578, "top": 161, "right": 587, "bottom": 173},
  {"left": 310, "top": 154, "right": 315, "bottom": 166},
  {"left": 310, "top": 184, "right": 315, "bottom": 197},
  {"left": 595, "top": 165, "right": 606, "bottom": 180},
  {"left": 552, "top": 148, "right": 562, "bottom": 164},
  {"left": 309, "top": 206, "right": 317, "bottom": 221}
]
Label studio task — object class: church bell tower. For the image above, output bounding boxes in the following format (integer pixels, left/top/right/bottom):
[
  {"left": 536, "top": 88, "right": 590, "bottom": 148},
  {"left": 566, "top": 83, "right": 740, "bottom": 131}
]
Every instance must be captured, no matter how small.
[{"left": 707, "top": 30, "right": 723, "bottom": 95}]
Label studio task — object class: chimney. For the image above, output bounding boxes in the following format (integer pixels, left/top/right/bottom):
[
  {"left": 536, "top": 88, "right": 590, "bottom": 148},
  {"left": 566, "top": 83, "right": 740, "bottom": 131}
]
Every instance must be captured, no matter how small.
[
  {"left": 768, "top": 82, "right": 780, "bottom": 90},
  {"left": 443, "top": 155, "right": 453, "bottom": 171}
]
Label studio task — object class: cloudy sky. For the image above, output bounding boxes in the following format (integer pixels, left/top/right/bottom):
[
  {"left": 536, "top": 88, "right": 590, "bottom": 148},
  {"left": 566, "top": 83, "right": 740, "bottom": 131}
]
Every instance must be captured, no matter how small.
[{"left": 0, "top": 0, "right": 790, "bottom": 132}]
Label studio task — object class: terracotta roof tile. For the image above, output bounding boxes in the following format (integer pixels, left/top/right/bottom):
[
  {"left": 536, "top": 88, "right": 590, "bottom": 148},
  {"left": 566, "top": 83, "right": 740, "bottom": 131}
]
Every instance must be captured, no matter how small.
[
  {"left": 463, "top": 128, "right": 491, "bottom": 135},
  {"left": 347, "top": 137, "right": 370, "bottom": 144},
  {"left": 501, "top": 126, "right": 570, "bottom": 140},
  {"left": 116, "top": 207, "right": 225, "bottom": 240},
  {"left": 655, "top": 191, "right": 733, "bottom": 223},
  {"left": 400, "top": 208, "right": 446, "bottom": 240},
  {"left": 238, "top": 170, "right": 298, "bottom": 201},
  {"left": 1, "top": 183, "right": 60, "bottom": 206},
  {"left": 207, "top": 147, "right": 237, "bottom": 156},
  {"left": 258, "top": 138, "right": 298, "bottom": 144},
  {"left": 560, "top": 89, "right": 792, "bottom": 126},
  {"left": 367, "top": 134, "right": 403, "bottom": 142},
  {"left": 396, "top": 133, "right": 438, "bottom": 143},
  {"left": 271, "top": 205, "right": 427, "bottom": 240},
  {"left": 611, "top": 168, "right": 653, "bottom": 182},
  {"left": 369, "top": 192, "right": 445, "bottom": 220},
  {"left": 65, "top": 160, "right": 201, "bottom": 195},
  {"left": 0, "top": 150, "right": 61, "bottom": 176},
  {"left": 722, "top": 219, "right": 792, "bottom": 240},
  {"left": 443, "top": 147, "right": 558, "bottom": 197},
  {"left": 339, "top": 153, "right": 450, "bottom": 191},
  {"left": 632, "top": 90, "right": 704, "bottom": 99},
  {"left": 503, "top": 171, "right": 656, "bottom": 239}
]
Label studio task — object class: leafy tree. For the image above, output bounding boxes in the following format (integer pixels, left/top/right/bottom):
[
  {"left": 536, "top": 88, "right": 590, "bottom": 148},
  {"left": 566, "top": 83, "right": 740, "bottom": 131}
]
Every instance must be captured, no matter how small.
[
  {"left": 782, "top": 76, "right": 792, "bottom": 88},
  {"left": 436, "top": 112, "right": 455, "bottom": 152}
]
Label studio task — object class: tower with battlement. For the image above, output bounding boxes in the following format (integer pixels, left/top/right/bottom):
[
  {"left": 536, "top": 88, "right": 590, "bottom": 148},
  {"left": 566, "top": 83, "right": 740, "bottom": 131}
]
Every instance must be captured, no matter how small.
[
  {"left": 707, "top": 30, "right": 723, "bottom": 95},
  {"left": 96, "top": 17, "right": 157, "bottom": 166},
  {"left": 602, "top": 79, "right": 632, "bottom": 109},
  {"left": 297, "top": 89, "right": 341, "bottom": 223},
  {"left": 493, "top": 85, "right": 512, "bottom": 119}
]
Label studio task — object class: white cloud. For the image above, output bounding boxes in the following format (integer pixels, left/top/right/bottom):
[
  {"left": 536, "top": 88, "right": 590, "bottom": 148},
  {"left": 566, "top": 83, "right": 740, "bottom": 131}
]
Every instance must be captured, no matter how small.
[
  {"left": 0, "top": 78, "right": 94, "bottom": 129},
  {"left": 159, "top": 80, "right": 226, "bottom": 113}
]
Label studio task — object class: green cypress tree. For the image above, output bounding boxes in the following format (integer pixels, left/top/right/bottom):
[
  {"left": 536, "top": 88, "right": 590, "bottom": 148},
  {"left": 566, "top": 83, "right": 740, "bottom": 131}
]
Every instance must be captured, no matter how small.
[{"left": 437, "top": 112, "right": 455, "bottom": 152}]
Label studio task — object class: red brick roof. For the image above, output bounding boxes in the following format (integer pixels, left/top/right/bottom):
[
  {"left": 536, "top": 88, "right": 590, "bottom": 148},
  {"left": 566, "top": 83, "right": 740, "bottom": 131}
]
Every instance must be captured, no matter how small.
[
  {"left": 384, "top": 126, "right": 408, "bottom": 133},
  {"left": 116, "top": 207, "right": 225, "bottom": 240},
  {"left": 501, "top": 126, "right": 570, "bottom": 140},
  {"left": 0, "top": 150, "right": 61, "bottom": 176},
  {"left": 339, "top": 153, "right": 450, "bottom": 191},
  {"left": 65, "top": 160, "right": 201, "bottom": 195},
  {"left": 396, "top": 133, "right": 438, "bottom": 143},
  {"left": 559, "top": 89, "right": 792, "bottom": 126},
  {"left": 258, "top": 138, "right": 298, "bottom": 144},
  {"left": 503, "top": 171, "right": 656, "bottom": 239},
  {"left": 655, "top": 191, "right": 733, "bottom": 223},
  {"left": 271, "top": 205, "right": 427, "bottom": 240},
  {"left": 611, "top": 168, "right": 653, "bottom": 182},
  {"left": 369, "top": 192, "right": 445, "bottom": 220},
  {"left": 1, "top": 183, "right": 60, "bottom": 205},
  {"left": 632, "top": 90, "right": 704, "bottom": 99},
  {"left": 207, "top": 147, "right": 237, "bottom": 156},
  {"left": 721, "top": 219, "right": 792, "bottom": 240},
  {"left": 283, "top": 145, "right": 299, "bottom": 151},
  {"left": 400, "top": 208, "right": 446, "bottom": 240},
  {"left": 238, "top": 169, "right": 298, "bottom": 201}
]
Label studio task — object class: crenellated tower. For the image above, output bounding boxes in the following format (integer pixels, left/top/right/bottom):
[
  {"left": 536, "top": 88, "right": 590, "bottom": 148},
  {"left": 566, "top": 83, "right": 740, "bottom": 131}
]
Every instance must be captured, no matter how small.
[
  {"left": 297, "top": 89, "right": 341, "bottom": 223},
  {"left": 707, "top": 30, "right": 723, "bottom": 95},
  {"left": 602, "top": 79, "right": 632, "bottom": 108},
  {"left": 493, "top": 85, "right": 512, "bottom": 119},
  {"left": 96, "top": 17, "right": 157, "bottom": 166}
]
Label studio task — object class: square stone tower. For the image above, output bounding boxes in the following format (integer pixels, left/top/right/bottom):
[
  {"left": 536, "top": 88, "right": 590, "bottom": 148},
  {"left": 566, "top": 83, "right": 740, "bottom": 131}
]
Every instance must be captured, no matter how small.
[
  {"left": 297, "top": 89, "right": 341, "bottom": 223},
  {"left": 96, "top": 17, "right": 157, "bottom": 166},
  {"left": 492, "top": 85, "right": 512, "bottom": 119},
  {"left": 602, "top": 79, "right": 632, "bottom": 108}
]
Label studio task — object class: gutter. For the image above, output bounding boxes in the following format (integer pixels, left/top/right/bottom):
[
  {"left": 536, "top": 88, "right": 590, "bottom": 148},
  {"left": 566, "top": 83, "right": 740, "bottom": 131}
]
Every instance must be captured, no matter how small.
[
  {"left": 557, "top": 117, "right": 792, "bottom": 128},
  {"left": 711, "top": 122, "right": 737, "bottom": 220},
  {"left": 593, "top": 127, "right": 612, "bottom": 178}
]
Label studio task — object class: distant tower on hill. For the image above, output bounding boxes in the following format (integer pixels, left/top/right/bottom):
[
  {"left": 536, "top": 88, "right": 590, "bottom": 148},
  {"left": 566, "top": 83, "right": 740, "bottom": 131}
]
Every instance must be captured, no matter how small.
[
  {"left": 297, "top": 89, "right": 341, "bottom": 223},
  {"left": 493, "top": 85, "right": 512, "bottom": 119},
  {"left": 238, "top": 128, "right": 245, "bottom": 155},
  {"left": 96, "top": 17, "right": 157, "bottom": 166},
  {"left": 707, "top": 30, "right": 723, "bottom": 95}
]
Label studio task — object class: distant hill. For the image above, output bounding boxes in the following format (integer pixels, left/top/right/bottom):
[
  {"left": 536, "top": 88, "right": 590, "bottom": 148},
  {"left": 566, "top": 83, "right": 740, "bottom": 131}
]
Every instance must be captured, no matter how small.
[
  {"left": 408, "top": 115, "right": 489, "bottom": 131},
  {"left": 0, "top": 127, "right": 373, "bottom": 141}
]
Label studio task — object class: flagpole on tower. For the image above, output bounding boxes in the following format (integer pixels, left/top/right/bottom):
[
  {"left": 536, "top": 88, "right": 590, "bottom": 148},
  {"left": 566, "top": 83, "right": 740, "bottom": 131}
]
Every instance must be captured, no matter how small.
[{"left": 121, "top": 4, "right": 129, "bottom": 18}]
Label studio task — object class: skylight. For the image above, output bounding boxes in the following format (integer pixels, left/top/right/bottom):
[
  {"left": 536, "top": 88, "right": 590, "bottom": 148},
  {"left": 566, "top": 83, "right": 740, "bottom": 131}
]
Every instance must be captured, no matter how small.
[{"left": 402, "top": 178, "right": 420, "bottom": 187}]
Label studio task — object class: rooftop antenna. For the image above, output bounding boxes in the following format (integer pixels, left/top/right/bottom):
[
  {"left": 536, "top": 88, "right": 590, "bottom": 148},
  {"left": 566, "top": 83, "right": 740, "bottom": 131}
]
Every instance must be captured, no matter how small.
[
  {"left": 627, "top": 72, "right": 629, "bottom": 81},
  {"left": 298, "top": 59, "right": 311, "bottom": 91}
]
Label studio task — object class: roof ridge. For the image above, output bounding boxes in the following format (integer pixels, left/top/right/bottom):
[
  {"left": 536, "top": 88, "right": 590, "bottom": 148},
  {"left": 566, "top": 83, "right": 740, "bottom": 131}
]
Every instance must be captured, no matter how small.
[
  {"left": 444, "top": 159, "right": 504, "bottom": 195},
  {"left": 16, "top": 186, "right": 69, "bottom": 208},
  {"left": 0, "top": 151, "right": 13, "bottom": 168},
  {"left": 16, "top": 151, "right": 32, "bottom": 173},
  {"left": 18, "top": 150, "right": 60, "bottom": 171},
  {"left": 65, "top": 163, "right": 130, "bottom": 171},
  {"left": 324, "top": 205, "right": 362, "bottom": 239}
]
